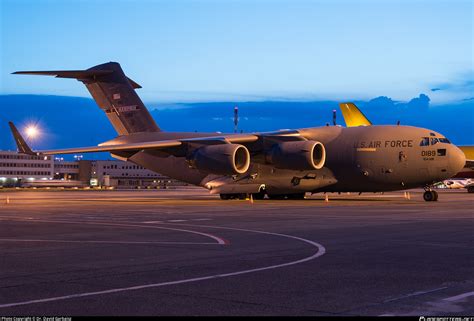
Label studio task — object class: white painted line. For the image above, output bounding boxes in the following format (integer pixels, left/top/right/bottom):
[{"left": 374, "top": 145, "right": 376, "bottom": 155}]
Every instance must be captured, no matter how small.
[
  {"left": 0, "top": 239, "right": 219, "bottom": 245},
  {"left": 443, "top": 291, "right": 474, "bottom": 302},
  {"left": 141, "top": 221, "right": 162, "bottom": 224},
  {"left": 0, "top": 223, "right": 325, "bottom": 309},
  {"left": 383, "top": 287, "right": 448, "bottom": 303},
  {"left": 192, "top": 218, "right": 212, "bottom": 221},
  {"left": 0, "top": 218, "right": 228, "bottom": 245},
  {"left": 167, "top": 220, "right": 187, "bottom": 222}
]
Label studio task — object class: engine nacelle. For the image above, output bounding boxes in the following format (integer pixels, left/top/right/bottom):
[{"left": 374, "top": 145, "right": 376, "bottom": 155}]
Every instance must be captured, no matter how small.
[
  {"left": 188, "top": 144, "right": 250, "bottom": 175},
  {"left": 266, "top": 140, "right": 326, "bottom": 170}
]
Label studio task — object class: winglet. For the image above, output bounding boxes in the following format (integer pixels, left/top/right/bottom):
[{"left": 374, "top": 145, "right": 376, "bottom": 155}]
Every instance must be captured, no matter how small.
[
  {"left": 339, "top": 102, "right": 372, "bottom": 127},
  {"left": 8, "top": 122, "right": 35, "bottom": 155}
]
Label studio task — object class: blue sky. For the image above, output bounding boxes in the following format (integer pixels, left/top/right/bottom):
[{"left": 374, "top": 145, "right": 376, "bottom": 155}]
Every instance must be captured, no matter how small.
[{"left": 1, "top": 0, "right": 472, "bottom": 103}]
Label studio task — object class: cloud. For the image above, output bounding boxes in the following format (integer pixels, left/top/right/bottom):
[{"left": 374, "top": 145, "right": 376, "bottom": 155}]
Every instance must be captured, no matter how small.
[
  {"left": 429, "top": 71, "right": 474, "bottom": 93},
  {"left": 365, "top": 94, "right": 430, "bottom": 110},
  {"left": 366, "top": 96, "right": 396, "bottom": 109},
  {"left": 406, "top": 94, "right": 430, "bottom": 109}
]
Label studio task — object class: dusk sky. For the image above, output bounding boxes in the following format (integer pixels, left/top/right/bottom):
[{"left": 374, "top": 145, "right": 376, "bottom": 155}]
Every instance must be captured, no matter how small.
[{"left": 1, "top": 0, "right": 472, "bottom": 104}]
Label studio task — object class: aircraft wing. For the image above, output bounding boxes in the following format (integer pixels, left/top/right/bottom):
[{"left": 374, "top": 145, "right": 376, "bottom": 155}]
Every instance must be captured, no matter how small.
[
  {"left": 39, "top": 135, "right": 259, "bottom": 155},
  {"left": 339, "top": 102, "right": 372, "bottom": 127},
  {"left": 8, "top": 122, "right": 259, "bottom": 156}
]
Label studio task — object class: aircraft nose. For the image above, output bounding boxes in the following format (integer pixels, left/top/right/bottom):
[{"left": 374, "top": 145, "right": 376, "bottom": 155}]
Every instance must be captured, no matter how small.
[{"left": 449, "top": 145, "right": 466, "bottom": 176}]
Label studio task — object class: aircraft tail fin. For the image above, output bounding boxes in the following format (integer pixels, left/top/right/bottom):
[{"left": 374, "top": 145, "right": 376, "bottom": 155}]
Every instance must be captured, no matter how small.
[
  {"left": 339, "top": 102, "right": 372, "bottom": 127},
  {"left": 459, "top": 145, "right": 474, "bottom": 165},
  {"left": 13, "top": 62, "right": 160, "bottom": 135},
  {"left": 8, "top": 122, "right": 35, "bottom": 155}
]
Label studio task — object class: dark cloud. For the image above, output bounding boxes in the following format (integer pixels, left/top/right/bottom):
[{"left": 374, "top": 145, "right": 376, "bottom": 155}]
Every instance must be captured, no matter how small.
[
  {"left": 364, "top": 94, "right": 430, "bottom": 110},
  {"left": 366, "top": 96, "right": 396, "bottom": 109},
  {"left": 406, "top": 94, "right": 430, "bottom": 109}
]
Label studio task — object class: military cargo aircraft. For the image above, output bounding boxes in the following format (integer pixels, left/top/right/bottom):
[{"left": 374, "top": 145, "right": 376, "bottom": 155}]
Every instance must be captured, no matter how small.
[{"left": 9, "top": 62, "right": 467, "bottom": 201}]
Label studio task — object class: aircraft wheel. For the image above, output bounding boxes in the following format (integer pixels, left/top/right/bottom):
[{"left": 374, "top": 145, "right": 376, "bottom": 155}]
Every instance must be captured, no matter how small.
[
  {"left": 423, "top": 190, "right": 437, "bottom": 202},
  {"left": 467, "top": 186, "right": 474, "bottom": 193},
  {"left": 238, "top": 193, "right": 248, "bottom": 200},
  {"left": 220, "top": 194, "right": 231, "bottom": 200}
]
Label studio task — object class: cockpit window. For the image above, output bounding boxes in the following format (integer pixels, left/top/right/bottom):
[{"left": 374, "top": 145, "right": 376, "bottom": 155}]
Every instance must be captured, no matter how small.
[
  {"left": 438, "top": 138, "right": 451, "bottom": 144},
  {"left": 420, "top": 137, "right": 430, "bottom": 146},
  {"left": 430, "top": 137, "right": 439, "bottom": 145}
]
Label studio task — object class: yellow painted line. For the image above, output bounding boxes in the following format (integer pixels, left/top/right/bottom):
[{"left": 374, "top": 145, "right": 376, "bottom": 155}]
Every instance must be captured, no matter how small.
[{"left": 356, "top": 148, "right": 377, "bottom": 152}]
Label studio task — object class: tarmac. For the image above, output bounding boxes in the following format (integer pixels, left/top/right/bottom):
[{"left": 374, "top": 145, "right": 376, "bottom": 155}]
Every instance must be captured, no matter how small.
[{"left": 0, "top": 188, "right": 472, "bottom": 316}]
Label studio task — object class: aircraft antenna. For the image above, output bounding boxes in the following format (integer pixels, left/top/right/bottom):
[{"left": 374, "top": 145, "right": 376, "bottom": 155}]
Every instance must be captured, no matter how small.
[{"left": 332, "top": 109, "right": 337, "bottom": 126}]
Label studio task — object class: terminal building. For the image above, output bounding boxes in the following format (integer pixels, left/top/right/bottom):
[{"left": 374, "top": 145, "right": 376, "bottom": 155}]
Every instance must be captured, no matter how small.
[
  {"left": 0, "top": 151, "right": 54, "bottom": 187},
  {"left": 0, "top": 151, "right": 185, "bottom": 189}
]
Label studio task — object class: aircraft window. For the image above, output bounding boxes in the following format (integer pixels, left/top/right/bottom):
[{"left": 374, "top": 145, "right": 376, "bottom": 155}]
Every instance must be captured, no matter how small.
[
  {"left": 429, "top": 132, "right": 436, "bottom": 136},
  {"left": 430, "top": 138, "right": 439, "bottom": 145},
  {"left": 420, "top": 137, "right": 430, "bottom": 146},
  {"left": 438, "top": 138, "right": 451, "bottom": 144},
  {"left": 437, "top": 149, "right": 446, "bottom": 156}
]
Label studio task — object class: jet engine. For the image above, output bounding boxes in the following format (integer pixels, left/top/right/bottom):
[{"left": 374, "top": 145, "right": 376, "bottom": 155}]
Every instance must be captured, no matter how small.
[
  {"left": 188, "top": 144, "right": 250, "bottom": 175},
  {"left": 266, "top": 141, "right": 326, "bottom": 170}
]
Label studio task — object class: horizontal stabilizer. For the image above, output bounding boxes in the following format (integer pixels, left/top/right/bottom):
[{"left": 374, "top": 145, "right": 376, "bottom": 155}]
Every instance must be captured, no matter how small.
[
  {"left": 13, "top": 70, "right": 142, "bottom": 89},
  {"left": 339, "top": 102, "right": 372, "bottom": 127},
  {"left": 12, "top": 70, "right": 113, "bottom": 79}
]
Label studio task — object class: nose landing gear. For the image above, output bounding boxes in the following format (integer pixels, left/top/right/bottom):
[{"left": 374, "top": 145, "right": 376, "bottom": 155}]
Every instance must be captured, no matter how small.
[{"left": 423, "top": 188, "right": 438, "bottom": 202}]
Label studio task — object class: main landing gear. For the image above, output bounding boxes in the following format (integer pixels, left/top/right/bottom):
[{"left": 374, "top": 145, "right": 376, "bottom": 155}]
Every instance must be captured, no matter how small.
[{"left": 423, "top": 188, "right": 438, "bottom": 202}]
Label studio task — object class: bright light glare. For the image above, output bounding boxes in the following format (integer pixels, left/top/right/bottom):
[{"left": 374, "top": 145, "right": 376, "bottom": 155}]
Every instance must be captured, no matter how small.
[{"left": 25, "top": 125, "right": 39, "bottom": 138}]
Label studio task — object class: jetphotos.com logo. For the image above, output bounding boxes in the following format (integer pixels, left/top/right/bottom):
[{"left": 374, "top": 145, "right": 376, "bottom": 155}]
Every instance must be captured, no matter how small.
[{"left": 420, "top": 317, "right": 474, "bottom": 321}]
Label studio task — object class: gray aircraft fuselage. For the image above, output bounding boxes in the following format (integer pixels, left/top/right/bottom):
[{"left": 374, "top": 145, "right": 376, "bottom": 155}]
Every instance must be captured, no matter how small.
[{"left": 108, "top": 124, "right": 465, "bottom": 194}]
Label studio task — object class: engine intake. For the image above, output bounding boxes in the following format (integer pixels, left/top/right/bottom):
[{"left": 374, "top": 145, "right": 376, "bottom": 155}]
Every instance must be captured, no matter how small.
[
  {"left": 188, "top": 144, "right": 250, "bottom": 175},
  {"left": 267, "top": 140, "right": 326, "bottom": 170}
]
